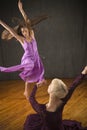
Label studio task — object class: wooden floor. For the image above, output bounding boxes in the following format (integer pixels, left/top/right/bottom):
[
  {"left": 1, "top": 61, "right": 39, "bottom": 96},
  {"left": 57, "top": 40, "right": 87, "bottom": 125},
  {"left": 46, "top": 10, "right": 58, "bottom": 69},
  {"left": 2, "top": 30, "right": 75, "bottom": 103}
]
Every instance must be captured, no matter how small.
[{"left": 0, "top": 79, "right": 87, "bottom": 130}]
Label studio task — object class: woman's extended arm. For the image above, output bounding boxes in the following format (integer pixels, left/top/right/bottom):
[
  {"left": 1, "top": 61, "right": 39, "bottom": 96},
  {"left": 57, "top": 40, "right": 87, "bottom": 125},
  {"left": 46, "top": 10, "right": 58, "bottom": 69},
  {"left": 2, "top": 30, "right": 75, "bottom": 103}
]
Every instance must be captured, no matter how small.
[
  {"left": 0, "top": 19, "right": 23, "bottom": 44},
  {"left": 18, "top": 0, "right": 31, "bottom": 24},
  {"left": 29, "top": 85, "right": 45, "bottom": 113},
  {"left": 1, "top": 25, "right": 19, "bottom": 40},
  {"left": 63, "top": 67, "right": 87, "bottom": 103}
]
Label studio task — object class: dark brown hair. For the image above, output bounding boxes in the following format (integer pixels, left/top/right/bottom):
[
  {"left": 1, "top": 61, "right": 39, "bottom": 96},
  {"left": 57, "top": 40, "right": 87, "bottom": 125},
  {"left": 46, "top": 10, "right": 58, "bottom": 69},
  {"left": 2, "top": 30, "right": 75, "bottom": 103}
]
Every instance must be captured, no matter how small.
[{"left": 1, "top": 14, "right": 48, "bottom": 40}]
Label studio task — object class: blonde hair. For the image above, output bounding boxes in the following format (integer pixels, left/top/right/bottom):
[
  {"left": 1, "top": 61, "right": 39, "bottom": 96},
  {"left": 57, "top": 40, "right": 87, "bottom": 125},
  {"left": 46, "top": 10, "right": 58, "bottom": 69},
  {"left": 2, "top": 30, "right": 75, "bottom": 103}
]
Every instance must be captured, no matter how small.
[{"left": 48, "top": 78, "right": 68, "bottom": 99}]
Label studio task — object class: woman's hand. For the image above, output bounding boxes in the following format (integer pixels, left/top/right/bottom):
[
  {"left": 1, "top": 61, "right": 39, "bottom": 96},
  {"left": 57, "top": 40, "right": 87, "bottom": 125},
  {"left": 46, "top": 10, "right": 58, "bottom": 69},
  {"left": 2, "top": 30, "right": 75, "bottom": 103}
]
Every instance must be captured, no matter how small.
[
  {"left": 18, "top": 0, "right": 23, "bottom": 10},
  {"left": 36, "top": 79, "right": 47, "bottom": 87},
  {"left": 82, "top": 66, "right": 87, "bottom": 74}
]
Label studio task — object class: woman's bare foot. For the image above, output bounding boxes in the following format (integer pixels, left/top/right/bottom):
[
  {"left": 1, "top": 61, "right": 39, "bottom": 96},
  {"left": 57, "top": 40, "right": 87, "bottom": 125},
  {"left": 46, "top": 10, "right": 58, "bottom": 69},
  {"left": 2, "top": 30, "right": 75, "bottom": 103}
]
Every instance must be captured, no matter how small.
[
  {"left": 24, "top": 91, "right": 29, "bottom": 100},
  {"left": 82, "top": 66, "right": 87, "bottom": 74}
]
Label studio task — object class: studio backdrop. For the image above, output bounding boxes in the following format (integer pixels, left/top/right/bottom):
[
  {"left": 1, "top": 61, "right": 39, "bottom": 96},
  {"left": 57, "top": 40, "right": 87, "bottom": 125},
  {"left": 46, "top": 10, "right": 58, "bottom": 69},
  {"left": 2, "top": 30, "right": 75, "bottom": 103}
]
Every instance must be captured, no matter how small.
[{"left": 0, "top": 0, "right": 87, "bottom": 80}]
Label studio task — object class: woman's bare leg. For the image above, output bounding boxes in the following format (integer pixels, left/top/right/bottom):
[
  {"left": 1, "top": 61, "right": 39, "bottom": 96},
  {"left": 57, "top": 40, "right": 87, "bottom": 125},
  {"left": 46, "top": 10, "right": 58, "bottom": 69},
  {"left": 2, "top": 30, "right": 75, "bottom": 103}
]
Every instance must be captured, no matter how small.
[{"left": 24, "top": 82, "right": 30, "bottom": 100}]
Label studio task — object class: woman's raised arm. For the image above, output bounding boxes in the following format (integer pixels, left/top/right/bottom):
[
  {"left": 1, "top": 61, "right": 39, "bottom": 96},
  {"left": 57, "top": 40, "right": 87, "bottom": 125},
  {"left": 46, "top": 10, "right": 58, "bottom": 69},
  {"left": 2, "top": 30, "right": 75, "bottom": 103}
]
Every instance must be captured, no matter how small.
[
  {"left": 0, "top": 19, "right": 23, "bottom": 45},
  {"left": 18, "top": 0, "right": 31, "bottom": 25}
]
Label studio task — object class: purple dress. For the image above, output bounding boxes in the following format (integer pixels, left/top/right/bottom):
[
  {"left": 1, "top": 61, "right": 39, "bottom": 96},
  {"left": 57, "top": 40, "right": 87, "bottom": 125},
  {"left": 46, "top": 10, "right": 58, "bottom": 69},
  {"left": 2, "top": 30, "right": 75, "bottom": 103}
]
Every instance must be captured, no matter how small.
[
  {"left": 24, "top": 74, "right": 87, "bottom": 130},
  {"left": 0, "top": 38, "right": 44, "bottom": 83}
]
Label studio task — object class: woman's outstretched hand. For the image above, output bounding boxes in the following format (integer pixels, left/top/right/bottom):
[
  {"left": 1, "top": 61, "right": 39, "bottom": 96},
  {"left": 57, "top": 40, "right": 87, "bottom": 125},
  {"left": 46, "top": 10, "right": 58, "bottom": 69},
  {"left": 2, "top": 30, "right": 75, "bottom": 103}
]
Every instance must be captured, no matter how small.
[
  {"left": 36, "top": 79, "right": 47, "bottom": 87},
  {"left": 82, "top": 66, "right": 87, "bottom": 74},
  {"left": 18, "top": 0, "right": 23, "bottom": 10}
]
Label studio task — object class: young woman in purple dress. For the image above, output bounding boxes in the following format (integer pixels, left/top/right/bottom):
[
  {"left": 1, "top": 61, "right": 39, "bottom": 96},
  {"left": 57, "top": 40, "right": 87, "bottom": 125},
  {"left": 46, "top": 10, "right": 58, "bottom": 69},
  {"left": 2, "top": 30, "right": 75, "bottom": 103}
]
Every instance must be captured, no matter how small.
[
  {"left": 24, "top": 66, "right": 87, "bottom": 130},
  {"left": 0, "top": 0, "right": 46, "bottom": 99}
]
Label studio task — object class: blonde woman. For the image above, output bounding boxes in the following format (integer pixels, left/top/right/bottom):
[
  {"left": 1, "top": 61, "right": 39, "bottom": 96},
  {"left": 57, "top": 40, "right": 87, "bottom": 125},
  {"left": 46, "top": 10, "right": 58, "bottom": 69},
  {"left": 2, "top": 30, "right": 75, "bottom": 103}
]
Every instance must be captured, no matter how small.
[{"left": 24, "top": 66, "right": 87, "bottom": 130}]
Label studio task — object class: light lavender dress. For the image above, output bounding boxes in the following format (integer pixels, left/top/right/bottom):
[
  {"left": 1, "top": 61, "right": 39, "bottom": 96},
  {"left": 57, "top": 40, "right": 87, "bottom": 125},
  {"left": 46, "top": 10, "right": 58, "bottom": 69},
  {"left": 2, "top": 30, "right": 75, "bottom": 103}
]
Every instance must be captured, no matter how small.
[{"left": 0, "top": 38, "right": 45, "bottom": 83}]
